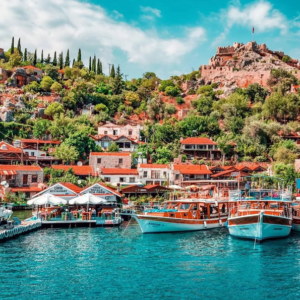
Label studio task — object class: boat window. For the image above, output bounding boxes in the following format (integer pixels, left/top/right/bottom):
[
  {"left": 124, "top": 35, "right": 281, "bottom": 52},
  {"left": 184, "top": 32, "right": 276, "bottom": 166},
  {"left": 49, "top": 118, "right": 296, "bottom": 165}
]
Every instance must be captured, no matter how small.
[
  {"left": 179, "top": 203, "right": 190, "bottom": 210},
  {"left": 191, "top": 204, "right": 197, "bottom": 210}
]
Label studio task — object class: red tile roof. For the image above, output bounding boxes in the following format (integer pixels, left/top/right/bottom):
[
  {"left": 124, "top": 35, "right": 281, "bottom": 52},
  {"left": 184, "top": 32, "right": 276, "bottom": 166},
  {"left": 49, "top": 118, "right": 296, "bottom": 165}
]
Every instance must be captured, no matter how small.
[
  {"left": 143, "top": 184, "right": 170, "bottom": 190},
  {"left": 0, "top": 165, "right": 42, "bottom": 172},
  {"left": 22, "top": 65, "right": 42, "bottom": 71},
  {"left": 21, "top": 139, "right": 61, "bottom": 144},
  {"left": 59, "top": 182, "right": 82, "bottom": 193},
  {"left": 211, "top": 170, "right": 248, "bottom": 178},
  {"left": 90, "top": 152, "right": 131, "bottom": 156},
  {"left": 11, "top": 187, "right": 42, "bottom": 192},
  {"left": 52, "top": 165, "right": 95, "bottom": 176},
  {"left": 101, "top": 168, "right": 138, "bottom": 175},
  {"left": 0, "top": 141, "right": 22, "bottom": 153},
  {"left": 140, "top": 164, "right": 169, "bottom": 169},
  {"left": 180, "top": 137, "right": 217, "bottom": 145},
  {"left": 173, "top": 164, "right": 212, "bottom": 175}
]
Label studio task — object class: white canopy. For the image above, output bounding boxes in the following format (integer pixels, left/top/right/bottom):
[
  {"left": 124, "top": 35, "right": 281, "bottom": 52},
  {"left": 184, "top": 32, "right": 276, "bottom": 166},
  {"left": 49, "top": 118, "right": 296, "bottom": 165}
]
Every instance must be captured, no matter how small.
[
  {"left": 27, "top": 193, "right": 67, "bottom": 206},
  {"left": 69, "top": 193, "right": 107, "bottom": 205},
  {"left": 168, "top": 185, "right": 183, "bottom": 190}
]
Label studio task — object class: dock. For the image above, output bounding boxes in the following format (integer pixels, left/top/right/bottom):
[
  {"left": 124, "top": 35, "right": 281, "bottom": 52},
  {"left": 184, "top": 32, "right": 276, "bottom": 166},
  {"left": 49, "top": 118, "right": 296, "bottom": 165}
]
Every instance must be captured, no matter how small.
[
  {"left": 0, "top": 221, "right": 42, "bottom": 242},
  {"left": 42, "top": 220, "right": 97, "bottom": 228}
]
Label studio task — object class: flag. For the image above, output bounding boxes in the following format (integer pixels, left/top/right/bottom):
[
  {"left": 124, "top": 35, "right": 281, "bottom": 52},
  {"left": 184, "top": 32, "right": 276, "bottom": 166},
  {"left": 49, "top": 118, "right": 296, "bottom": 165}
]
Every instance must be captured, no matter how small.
[{"left": 252, "top": 27, "right": 255, "bottom": 33}]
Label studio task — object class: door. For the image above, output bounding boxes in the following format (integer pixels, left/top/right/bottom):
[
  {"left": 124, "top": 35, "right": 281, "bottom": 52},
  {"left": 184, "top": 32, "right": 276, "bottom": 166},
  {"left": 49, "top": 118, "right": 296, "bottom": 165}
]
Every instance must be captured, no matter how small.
[{"left": 23, "top": 175, "right": 28, "bottom": 185}]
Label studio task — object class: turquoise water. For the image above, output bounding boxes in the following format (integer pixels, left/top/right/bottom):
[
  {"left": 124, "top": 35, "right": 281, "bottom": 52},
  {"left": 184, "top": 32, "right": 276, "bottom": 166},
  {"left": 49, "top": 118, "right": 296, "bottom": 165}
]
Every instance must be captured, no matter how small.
[{"left": 1, "top": 222, "right": 300, "bottom": 299}]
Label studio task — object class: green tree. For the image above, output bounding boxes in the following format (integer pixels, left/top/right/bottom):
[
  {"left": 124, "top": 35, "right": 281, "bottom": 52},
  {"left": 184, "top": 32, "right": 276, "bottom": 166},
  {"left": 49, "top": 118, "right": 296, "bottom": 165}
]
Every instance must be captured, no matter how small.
[
  {"left": 8, "top": 52, "right": 22, "bottom": 68},
  {"left": 33, "top": 49, "right": 37, "bottom": 66},
  {"left": 89, "top": 56, "right": 91, "bottom": 71},
  {"left": 44, "top": 65, "right": 59, "bottom": 80},
  {"left": 59, "top": 52, "right": 63, "bottom": 70},
  {"left": 97, "top": 59, "right": 102, "bottom": 75},
  {"left": 45, "top": 53, "right": 51, "bottom": 64},
  {"left": 23, "top": 81, "right": 41, "bottom": 93},
  {"left": 77, "top": 48, "right": 81, "bottom": 62},
  {"left": 282, "top": 55, "right": 291, "bottom": 63},
  {"left": 107, "top": 142, "right": 119, "bottom": 152},
  {"left": 50, "top": 82, "right": 63, "bottom": 93},
  {"left": 17, "top": 38, "right": 21, "bottom": 55},
  {"left": 110, "top": 64, "right": 115, "bottom": 78},
  {"left": 10, "top": 37, "right": 14, "bottom": 55},
  {"left": 143, "top": 72, "right": 157, "bottom": 79},
  {"left": 112, "top": 65, "right": 123, "bottom": 95},
  {"left": 40, "top": 76, "right": 54, "bottom": 91},
  {"left": 33, "top": 119, "right": 51, "bottom": 138},
  {"left": 217, "top": 135, "right": 233, "bottom": 166},
  {"left": 165, "top": 86, "right": 181, "bottom": 97},
  {"left": 158, "top": 79, "right": 174, "bottom": 92},
  {"left": 94, "top": 103, "right": 108, "bottom": 113},
  {"left": 44, "top": 102, "right": 64, "bottom": 117},
  {"left": 24, "top": 48, "right": 27, "bottom": 61},
  {"left": 65, "top": 49, "right": 70, "bottom": 67},
  {"left": 54, "top": 143, "right": 79, "bottom": 164},
  {"left": 92, "top": 56, "right": 96, "bottom": 73},
  {"left": 53, "top": 51, "right": 57, "bottom": 66},
  {"left": 41, "top": 50, "right": 44, "bottom": 63}
]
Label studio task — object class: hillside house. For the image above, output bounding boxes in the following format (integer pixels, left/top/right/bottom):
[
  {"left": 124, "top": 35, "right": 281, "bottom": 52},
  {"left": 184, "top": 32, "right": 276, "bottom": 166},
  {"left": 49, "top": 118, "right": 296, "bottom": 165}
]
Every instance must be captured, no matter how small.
[
  {"left": 0, "top": 141, "right": 24, "bottom": 164},
  {"left": 21, "top": 66, "right": 43, "bottom": 78},
  {"left": 99, "top": 168, "right": 139, "bottom": 185},
  {"left": 171, "top": 164, "right": 212, "bottom": 187},
  {"left": 0, "top": 164, "right": 44, "bottom": 198},
  {"left": 180, "top": 137, "right": 221, "bottom": 160},
  {"left": 89, "top": 152, "right": 132, "bottom": 172},
  {"left": 138, "top": 164, "right": 170, "bottom": 186},
  {"left": 90, "top": 134, "right": 142, "bottom": 152}
]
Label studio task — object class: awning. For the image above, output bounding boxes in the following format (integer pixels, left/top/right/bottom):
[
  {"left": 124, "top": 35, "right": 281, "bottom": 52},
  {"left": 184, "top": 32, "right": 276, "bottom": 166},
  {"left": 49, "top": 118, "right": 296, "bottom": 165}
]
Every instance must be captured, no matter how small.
[
  {"left": 0, "top": 170, "right": 17, "bottom": 175},
  {"left": 11, "top": 187, "right": 42, "bottom": 192}
]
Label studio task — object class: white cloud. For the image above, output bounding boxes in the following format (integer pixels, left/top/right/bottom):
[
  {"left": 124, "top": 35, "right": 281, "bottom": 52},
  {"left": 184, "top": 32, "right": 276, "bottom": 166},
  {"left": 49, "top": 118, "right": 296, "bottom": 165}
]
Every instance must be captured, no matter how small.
[
  {"left": 0, "top": 0, "right": 205, "bottom": 74},
  {"left": 140, "top": 6, "right": 161, "bottom": 18},
  {"left": 228, "top": 1, "right": 288, "bottom": 33},
  {"left": 112, "top": 10, "right": 123, "bottom": 19}
]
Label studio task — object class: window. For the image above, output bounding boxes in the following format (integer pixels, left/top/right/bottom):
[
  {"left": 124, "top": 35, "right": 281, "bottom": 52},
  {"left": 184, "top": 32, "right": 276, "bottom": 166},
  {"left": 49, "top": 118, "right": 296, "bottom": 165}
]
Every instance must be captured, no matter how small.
[
  {"left": 143, "top": 171, "right": 147, "bottom": 178},
  {"left": 179, "top": 203, "right": 190, "bottom": 210},
  {"left": 104, "top": 177, "right": 110, "bottom": 182},
  {"left": 31, "top": 152, "right": 35, "bottom": 156},
  {"left": 113, "top": 130, "right": 118, "bottom": 135},
  {"left": 128, "top": 130, "right": 132, "bottom": 135},
  {"left": 175, "top": 174, "right": 180, "bottom": 180},
  {"left": 97, "top": 158, "right": 102, "bottom": 164},
  {"left": 129, "top": 177, "right": 135, "bottom": 182},
  {"left": 32, "top": 175, "right": 38, "bottom": 183},
  {"left": 197, "top": 145, "right": 205, "bottom": 150},
  {"left": 119, "top": 158, "right": 123, "bottom": 164},
  {"left": 208, "top": 145, "right": 213, "bottom": 150},
  {"left": 119, "top": 177, "right": 126, "bottom": 182},
  {"left": 104, "top": 131, "right": 108, "bottom": 134},
  {"left": 163, "top": 171, "right": 167, "bottom": 178},
  {"left": 151, "top": 170, "right": 160, "bottom": 179}
]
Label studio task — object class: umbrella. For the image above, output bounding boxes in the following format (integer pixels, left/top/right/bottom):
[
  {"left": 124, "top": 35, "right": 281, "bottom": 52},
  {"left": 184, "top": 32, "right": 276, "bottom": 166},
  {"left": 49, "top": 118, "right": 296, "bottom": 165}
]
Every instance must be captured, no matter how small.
[
  {"left": 69, "top": 193, "right": 107, "bottom": 205},
  {"left": 27, "top": 193, "right": 67, "bottom": 206}
]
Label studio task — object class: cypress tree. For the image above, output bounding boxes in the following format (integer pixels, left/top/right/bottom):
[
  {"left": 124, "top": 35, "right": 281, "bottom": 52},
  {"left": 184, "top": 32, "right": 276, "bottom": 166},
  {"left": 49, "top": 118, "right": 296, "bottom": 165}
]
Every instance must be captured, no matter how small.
[
  {"left": 11, "top": 37, "right": 14, "bottom": 54},
  {"left": 92, "top": 55, "right": 96, "bottom": 73},
  {"left": 110, "top": 64, "right": 115, "bottom": 78},
  {"left": 24, "top": 48, "right": 27, "bottom": 61},
  {"left": 72, "top": 59, "right": 75, "bottom": 67},
  {"left": 33, "top": 49, "right": 37, "bottom": 66},
  {"left": 89, "top": 56, "right": 91, "bottom": 71},
  {"left": 45, "top": 54, "right": 51, "bottom": 64},
  {"left": 65, "top": 49, "right": 70, "bottom": 67},
  {"left": 53, "top": 51, "right": 57, "bottom": 66},
  {"left": 97, "top": 59, "right": 102, "bottom": 75},
  {"left": 112, "top": 65, "right": 123, "bottom": 94},
  {"left": 41, "top": 50, "right": 44, "bottom": 63},
  {"left": 77, "top": 49, "right": 81, "bottom": 62},
  {"left": 17, "top": 38, "right": 21, "bottom": 54},
  {"left": 59, "top": 52, "right": 63, "bottom": 69}
]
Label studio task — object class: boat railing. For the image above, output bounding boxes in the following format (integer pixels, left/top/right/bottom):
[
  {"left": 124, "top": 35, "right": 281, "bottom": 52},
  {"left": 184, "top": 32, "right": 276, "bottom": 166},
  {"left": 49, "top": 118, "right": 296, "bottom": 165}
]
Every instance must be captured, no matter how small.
[{"left": 229, "top": 189, "right": 292, "bottom": 202}]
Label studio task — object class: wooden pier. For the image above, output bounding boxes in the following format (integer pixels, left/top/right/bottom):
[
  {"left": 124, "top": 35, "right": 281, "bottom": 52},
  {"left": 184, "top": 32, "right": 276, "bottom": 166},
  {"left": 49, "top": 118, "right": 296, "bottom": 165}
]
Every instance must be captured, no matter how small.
[
  {"left": 0, "top": 221, "right": 42, "bottom": 242},
  {"left": 42, "top": 220, "right": 97, "bottom": 228}
]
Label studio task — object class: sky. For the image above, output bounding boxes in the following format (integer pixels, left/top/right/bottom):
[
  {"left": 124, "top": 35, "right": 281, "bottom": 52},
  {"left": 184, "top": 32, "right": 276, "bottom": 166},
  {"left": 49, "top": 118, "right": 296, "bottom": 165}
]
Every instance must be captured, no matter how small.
[{"left": 0, "top": 0, "right": 299, "bottom": 79}]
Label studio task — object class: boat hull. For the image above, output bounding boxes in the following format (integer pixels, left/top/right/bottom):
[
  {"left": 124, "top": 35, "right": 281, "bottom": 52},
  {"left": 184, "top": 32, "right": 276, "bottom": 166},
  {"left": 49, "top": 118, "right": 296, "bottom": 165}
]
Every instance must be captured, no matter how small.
[
  {"left": 292, "top": 217, "right": 300, "bottom": 232},
  {"left": 133, "top": 215, "right": 227, "bottom": 233},
  {"left": 228, "top": 213, "right": 292, "bottom": 241}
]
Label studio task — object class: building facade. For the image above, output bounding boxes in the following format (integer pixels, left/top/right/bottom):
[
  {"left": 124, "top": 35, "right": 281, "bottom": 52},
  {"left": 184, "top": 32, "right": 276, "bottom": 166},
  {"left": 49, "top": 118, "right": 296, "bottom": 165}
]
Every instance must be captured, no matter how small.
[{"left": 89, "top": 152, "right": 132, "bottom": 171}]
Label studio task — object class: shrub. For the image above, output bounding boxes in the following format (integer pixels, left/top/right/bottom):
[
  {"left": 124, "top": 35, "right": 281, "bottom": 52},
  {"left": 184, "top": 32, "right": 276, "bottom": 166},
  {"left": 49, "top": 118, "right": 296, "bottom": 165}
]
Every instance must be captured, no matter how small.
[
  {"left": 187, "top": 89, "right": 195, "bottom": 95},
  {"left": 158, "top": 79, "right": 174, "bottom": 92},
  {"left": 165, "top": 86, "right": 181, "bottom": 97},
  {"left": 176, "top": 97, "right": 185, "bottom": 104},
  {"left": 164, "top": 104, "right": 177, "bottom": 115},
  {"left": 50, "top": 82, "right": 62, "bottom": 93},
  {"left": 282, "top": 55, "right": 291, "bottom": 63},
  {"left": 94, "top": 103, "right": 108, "bottom": 113},
  {"left": 196, "top": 85, "right": 213, "bottom": 95},
  {"left": 211, "top": 82, "right": 218, "bottom": 89}
]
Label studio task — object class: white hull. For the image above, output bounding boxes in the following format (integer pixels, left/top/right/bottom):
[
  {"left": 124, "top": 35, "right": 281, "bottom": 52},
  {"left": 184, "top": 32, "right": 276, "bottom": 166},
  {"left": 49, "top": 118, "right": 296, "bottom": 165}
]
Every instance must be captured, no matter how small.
[
  {"left": 133, "top": 215, "right": 227, "bottom": 233},
  {"left": 292, "top": 222, "right": 300, "bottom": 232},
  {"left": 228, "top": 213, "right": 291, "bottom": 241}
]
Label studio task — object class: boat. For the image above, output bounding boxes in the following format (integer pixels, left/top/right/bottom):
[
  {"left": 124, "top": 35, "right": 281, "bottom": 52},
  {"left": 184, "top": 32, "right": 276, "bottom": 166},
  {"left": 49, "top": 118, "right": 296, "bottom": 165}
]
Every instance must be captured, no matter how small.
[
  {"left": 0, "top": 204, "right": 13, "bottom": 221},
  {"left": 291, "top": 201, "right": 300, "bottom": 231},
  {"left": 133, "top": 185, "right": 230, "bottom": 233},
  {"left": 227, "top": 188, "right": 293, "bottom": 241}
]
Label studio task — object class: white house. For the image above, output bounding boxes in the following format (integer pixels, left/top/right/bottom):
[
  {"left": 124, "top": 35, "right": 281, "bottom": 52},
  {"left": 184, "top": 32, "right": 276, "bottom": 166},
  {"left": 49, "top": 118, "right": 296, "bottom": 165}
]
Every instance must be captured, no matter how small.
[
  {"left": 99, "top": 168, "right": 139, "bottom": 185},
  {"left": 138, "top": 164, "right": 170, "bottom": 186}
]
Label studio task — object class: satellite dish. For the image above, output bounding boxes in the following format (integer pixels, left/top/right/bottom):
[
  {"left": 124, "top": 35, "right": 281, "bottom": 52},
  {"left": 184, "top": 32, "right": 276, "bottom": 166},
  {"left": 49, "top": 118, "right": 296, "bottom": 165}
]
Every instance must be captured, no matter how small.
[
  {"left": 1, "top": 181, "right": 7, "bottom": 186},
  {"left": 77, "top": 161, "right": 83, "bottom": 166}
]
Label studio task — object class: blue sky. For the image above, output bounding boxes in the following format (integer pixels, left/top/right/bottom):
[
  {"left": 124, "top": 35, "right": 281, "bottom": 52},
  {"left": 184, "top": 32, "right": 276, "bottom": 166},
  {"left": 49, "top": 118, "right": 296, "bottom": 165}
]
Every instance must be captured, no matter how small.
[{"left": 0, "top": 0, "right": 299, "bottom": 79}]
